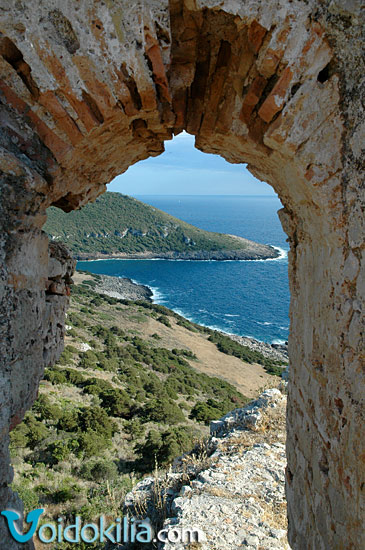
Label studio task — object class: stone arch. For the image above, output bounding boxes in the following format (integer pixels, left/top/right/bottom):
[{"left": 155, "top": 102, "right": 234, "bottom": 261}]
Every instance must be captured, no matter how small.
[{"left": 0, "top": 1, "right": 363, "bottom": 548}]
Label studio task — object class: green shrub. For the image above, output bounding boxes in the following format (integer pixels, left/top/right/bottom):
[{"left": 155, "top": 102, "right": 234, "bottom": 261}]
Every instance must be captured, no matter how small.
[
  {"left": 23, "top": 414, "right": 49, "bottom": 449},
  {"left": 124, "top": 418, "right": 145, "bottom": 439},
  {"left": 64, "top": 368, "right": 85, "bottom": 385},
  {"left": 176, "top": 319, "right": 198, "bottom": 332},
  {"left": 46, "top": 440, "right": 72, "bottom": 464},
  {"left": 65, "top": 345, "right": 79, "bottom": 354},
  {"left": 97, "top": 356, "right": 119, "bottom": 372},
  {"left": 81, "top": 279, "right": 97, "bottom": 287},
  {"left": 157, "top": 315, "right": 171, "bottom": 328},
  {"left": 44, "top": 369, "right": 67, "bottom": 385},
  {"left": 158, "top": 426, "right": 199, "bottom": 464},
  {"left": 84, "top": 384, "right": 102, "bottom": 396},
  {"left": 79, "top": 350, "right": 98, "bottom": 369},
  {"left": 80, "top": 460, "right": 118, "bottom": 482},
  {"left": 82, "top": 378, "right": 113, "bottom": 396},
  {"left": 33, "top": 395, "right": 62, "bottom": 421},
  {"left": 99, "top": 388, "right": 133, "bottom": 418},
  {"left": 190, "top": 401, "right": 223, "bottom": 424},
  {"left": 57, "top": 409, "right": 79, "bottom": 432},
  {"left": 142, "top": 399, "right": 185, "bottom": 425},
  {"left": 172, "top": 348, "right": 197, "bottom": 359},
  {"left": 57, "top": 349, "right": 74, "bottom": 366},
  {"left": 91, "top": 296, "right": 103, "bottom": 307},
  {"left": 77, "top": 431, "right": 109, "bottom": 458},
  {"left": 135, "top": 429, "right": 162, "bottom": 469},
  {"left": 10, "top": 422, "right": 29, "bottom": 449},
  {"left": 12, "top": 484, "right": 40, "bottom": 511},
  {"left": 135, "top": 426, "right": 199, "bottom": 469},
  {"left": 67, "top": 312, "right": 84, "bottom": 328},
  {"left": 143, "top": 377, "right": 167, "bottom": 398},
  {"left": 78, "top": 406, "right": 116, "bottom": 439},
  {"left": 52, "top": 483, "right": 80, "bottom": 503}
]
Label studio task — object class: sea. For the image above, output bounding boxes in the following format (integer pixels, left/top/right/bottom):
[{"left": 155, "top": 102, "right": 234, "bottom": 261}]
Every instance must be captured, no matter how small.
[{"left": 77, "top": 195, "right": 290, "bottom": 344}]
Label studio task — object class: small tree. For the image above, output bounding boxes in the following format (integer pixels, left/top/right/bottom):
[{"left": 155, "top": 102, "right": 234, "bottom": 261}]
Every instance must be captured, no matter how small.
[
  {"left": 143, "top": 399, "right": 185, "bottom": 425},
  {"left": 99, "top": 388, "right": 133, "bottom": 418},
  {"left": 190, "top": 401, "right": 223, "bottom": 424},
  {"left": 78, "top": 406, "right": 116, "bottom": 439}
]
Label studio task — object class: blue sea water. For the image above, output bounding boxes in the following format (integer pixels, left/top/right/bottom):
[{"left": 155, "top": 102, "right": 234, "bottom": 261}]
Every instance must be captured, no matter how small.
[{"left": 77, "top": 195, "right": 290, "bottom": 344}]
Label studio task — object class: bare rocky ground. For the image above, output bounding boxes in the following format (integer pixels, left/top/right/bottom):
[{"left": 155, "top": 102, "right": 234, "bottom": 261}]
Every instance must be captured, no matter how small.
[
  {"left": 76, "top": 271, "right": 153, "bottom": 301},
  {"left": 125, "top": 388, "right": 288, "bottom": 550}
]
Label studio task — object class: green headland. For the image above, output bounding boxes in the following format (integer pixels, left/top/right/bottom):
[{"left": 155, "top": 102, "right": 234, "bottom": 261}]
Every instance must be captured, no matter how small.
[{"left": 44, "top": 192, "right": 279, "bottom": 261}]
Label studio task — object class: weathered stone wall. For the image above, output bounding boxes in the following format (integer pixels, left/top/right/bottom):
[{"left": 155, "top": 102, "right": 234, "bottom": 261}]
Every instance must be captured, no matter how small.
[{"left": 0, "top": 1, "right": 363, "bottom": 548}]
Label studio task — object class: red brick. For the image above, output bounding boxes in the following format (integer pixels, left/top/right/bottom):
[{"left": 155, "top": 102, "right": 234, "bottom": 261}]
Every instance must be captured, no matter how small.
[
  {"left": 258, "top": 67, "right": 293, "bottom": 123},
  {"left": 247, "top": 21, "right": 267, "bottom": 54},
  {"left": 28, "top": 110, "right": 71, "bottom": 160},
  {"left": 32, "top": 38, "right": 99, "bottom": 132},
  {"left": 73, "top": 55, "right": 114, "bottom": 117},
  {"left": 0, "top": 79, "right": 70, "bottom": 160},
  {"left": 146, "top": 44, "right": 172, "bottom": 103},
  {"left": 258, "top": 49, "right": 281, "bottom": 78},
  {"left": 0, "top": 78, "right": 28, "bottom": 114},
  {"left": 38, "top": 91, "right": 83, "bottom": 146},
  {"left": 240, "top": 76, "right": 267, "bottom": 124},
  {"left": 64, "top": 91, "right": 103, "bottom": 132}
]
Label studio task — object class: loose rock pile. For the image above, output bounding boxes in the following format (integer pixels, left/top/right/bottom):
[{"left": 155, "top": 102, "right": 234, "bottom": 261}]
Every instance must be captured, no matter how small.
[{"left": 125, "top": 389, "right": 288, "bottom": 549}]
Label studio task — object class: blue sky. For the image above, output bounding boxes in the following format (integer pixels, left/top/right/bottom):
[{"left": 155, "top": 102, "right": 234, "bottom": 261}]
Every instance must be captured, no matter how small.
[{"left": 108, "top": 132, "right": 274, "bottom": 196}]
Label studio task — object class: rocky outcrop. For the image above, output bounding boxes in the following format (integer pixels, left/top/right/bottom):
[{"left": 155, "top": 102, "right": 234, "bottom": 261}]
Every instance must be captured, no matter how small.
[
  {"left": 125, "top": 389, "right": 288, "bottom": 550},
  {"left": 0, "top": 1, "right": 363, "bottom": 548},
  {"left": 75, "top": 271, "right": 153, "bottom": 302},
  {"left": 227, "top": 334, "right": 289, "bottom": 363},
  {"left": 75, "top": 245, "right": 279, "bottom": 261}
]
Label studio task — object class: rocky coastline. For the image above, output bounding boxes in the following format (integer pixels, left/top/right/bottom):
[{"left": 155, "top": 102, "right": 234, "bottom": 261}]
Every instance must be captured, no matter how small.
[
  {"left": 227, "top": 334, "right": 288, "bottom": 363},
  {"left": 77, "top": 271, "right": 153, "bottom": 302},
  {"left": 74, "top": 244, "right": 280, "bottom": 262},
  {"left": 80, "top": 271, "right": 288, "bottom": 364}
]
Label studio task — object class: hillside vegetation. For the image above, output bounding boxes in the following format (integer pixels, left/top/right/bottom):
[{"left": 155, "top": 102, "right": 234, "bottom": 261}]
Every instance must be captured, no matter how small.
[
  {"left": 11, "top": 274, "right": 284, "bottom": 537},
  {"left": 44, "top": 193, "right": 278, "bottom": 260}
]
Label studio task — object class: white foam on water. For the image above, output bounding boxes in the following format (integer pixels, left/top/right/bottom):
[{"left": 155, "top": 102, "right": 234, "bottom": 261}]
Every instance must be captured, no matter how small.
[
  {"left": 241, "top": 246, "right": 288, "bottom": 263},
  {"left": 145, "top": 285, "right": 165, "bottom": 302},
  {"left": 172, "top": 308, "right": 193, "bottom": 320},
  {"left": 272, "top": 246, "right": 288, "bottom": 260}
]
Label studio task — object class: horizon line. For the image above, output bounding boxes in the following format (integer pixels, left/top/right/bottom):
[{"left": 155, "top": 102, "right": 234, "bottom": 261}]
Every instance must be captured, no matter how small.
[{"left": 113, "top": 193, "right": 278, "bottom": 197}]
